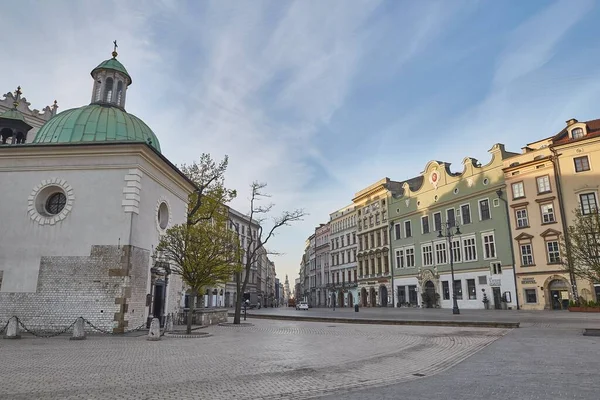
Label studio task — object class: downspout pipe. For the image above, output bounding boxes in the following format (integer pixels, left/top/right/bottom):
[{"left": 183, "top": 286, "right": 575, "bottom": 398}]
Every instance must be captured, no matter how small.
[
  {"left": 496, "top": 187, "right": 520, "bottom": 310},
  {"left": 550, "top": 148, "right": 579, "bottom": 301},
  {"left": 389, "top": 221, "right": 396, "bottom": 308}
]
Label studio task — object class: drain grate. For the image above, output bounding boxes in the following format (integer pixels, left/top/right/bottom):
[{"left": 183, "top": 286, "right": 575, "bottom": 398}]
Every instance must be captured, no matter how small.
[{"left": 413, "top": 373, "right": 426, "bottom": 377}]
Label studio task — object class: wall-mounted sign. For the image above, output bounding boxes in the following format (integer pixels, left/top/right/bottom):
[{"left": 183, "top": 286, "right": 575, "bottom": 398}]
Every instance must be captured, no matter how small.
[
  {"left": 489, "top": 278, "right": 501, "bottom": 287},
  {"left": 521, "top": 278, "right": 537, "bottom": 285}
]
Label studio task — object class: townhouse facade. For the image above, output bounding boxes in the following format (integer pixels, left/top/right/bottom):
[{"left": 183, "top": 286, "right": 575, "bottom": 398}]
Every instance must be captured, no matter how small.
[
  {"left": 388, "top": 144, "right": 519, "bottom": 310},
  {"left": 315, "top": 223, "right": 330, "bottom": 306},
  {"left": 328, "top": 204, "right": 359, "bottom": 307},
  {"left": 354, "top": 178, "right": 402, "bottom": 307}
]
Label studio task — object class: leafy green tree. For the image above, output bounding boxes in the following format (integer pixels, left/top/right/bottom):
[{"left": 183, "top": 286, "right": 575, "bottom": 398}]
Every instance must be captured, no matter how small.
[
  {"left": 561, "top": 208, "right": 600, "bottom": 300},
  {"left": 157, "top": 154, "right": 239, "bottom": 334}
]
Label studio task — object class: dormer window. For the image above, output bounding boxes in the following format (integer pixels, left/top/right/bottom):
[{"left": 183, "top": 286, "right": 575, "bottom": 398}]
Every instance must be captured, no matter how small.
[{"left": 572, "top": 127, "right": 584, "bottom": 139}]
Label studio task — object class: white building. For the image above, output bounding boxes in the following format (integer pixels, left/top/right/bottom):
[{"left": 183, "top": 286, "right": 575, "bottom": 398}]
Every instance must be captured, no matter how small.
[
  {"left": 328, "top": 204, "right": 359, "bottom": 307},
  {"left": 0, "top": 47, "right": 195, "bottom": 332}
]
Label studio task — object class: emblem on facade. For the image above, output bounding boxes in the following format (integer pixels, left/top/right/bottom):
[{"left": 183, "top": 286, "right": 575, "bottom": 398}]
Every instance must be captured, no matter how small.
[
  {"left": 429, "top": 170, "right": 440, "bottom": 189},
  {"left": 405, "top": 199, "right": 410, "bottom": 207},
  {"left": 467, "top": 177, "right": 474, "bottom": 187}
]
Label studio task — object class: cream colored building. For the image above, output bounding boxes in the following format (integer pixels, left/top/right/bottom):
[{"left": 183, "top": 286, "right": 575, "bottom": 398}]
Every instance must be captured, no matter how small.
[
  {"left": 550, "top": 118, "right": 600, "bottom": 303},
  {"left": 354, "top": 178, "right": 401, "bottom": 307},
  {"left": 503, "top": 138, "right": 572, "bottom": 310}
]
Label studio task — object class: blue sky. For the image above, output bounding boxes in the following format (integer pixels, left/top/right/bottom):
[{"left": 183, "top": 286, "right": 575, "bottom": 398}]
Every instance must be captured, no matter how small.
[{"left": 3, "top": 0, "right": 600, "bottom": 282}]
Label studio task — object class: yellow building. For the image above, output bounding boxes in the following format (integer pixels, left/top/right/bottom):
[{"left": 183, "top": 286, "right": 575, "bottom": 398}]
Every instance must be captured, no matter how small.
[
  {"left": 550, "top": 118, "right": 600, "bottom": 304},
  {"left": 505, "top": 118, "right": 600, "bottom": 310}
]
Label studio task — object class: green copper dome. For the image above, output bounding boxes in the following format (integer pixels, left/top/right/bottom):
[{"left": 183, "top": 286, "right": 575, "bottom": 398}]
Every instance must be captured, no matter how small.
[
  {"left": 91, "top": 58, "right": 132, "bottom": 85},
  {"left": 33, "top": 104, "right": 161, "bottom": 152}
]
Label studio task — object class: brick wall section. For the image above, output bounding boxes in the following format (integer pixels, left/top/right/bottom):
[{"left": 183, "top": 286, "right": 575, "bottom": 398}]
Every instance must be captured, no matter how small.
[{"left": 0, "top": 245, "right": 150, "bottom": 333}]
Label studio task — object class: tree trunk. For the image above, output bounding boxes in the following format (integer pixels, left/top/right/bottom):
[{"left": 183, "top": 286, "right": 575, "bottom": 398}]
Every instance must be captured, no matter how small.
[{"left": 187, "top": 290, "right": 196, "bottom": 335}]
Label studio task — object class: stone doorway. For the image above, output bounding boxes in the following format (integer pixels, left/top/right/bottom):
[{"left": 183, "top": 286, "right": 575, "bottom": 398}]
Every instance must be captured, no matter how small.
[
  {"left": 348, "top": 292, "right": 354, "bottom": 307},
  {"left": 361, "top": 288, "right": 367, "bottom": 307},
  {"left": 379, "top": 286, "right": 388, "bottom": 307},
  {"left": 152, "top": 281, "right": 165, "bottom": 321},
  {"left": 370, "top": 288, "right": 376, "bottom": 307},
  {"left": 338, "top": 291, "right": 344, "bottom": 308},
  {"left": 423, "top": 280, "right": 436, "bottom": 308},
  {"left": 548, "top": 278, "right": 569, "bottom": 310}
]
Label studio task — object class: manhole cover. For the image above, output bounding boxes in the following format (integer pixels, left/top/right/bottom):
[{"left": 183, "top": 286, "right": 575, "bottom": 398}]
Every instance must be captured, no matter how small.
[{"left": 583, "top": 328, "right": 600, "bottom": 337}]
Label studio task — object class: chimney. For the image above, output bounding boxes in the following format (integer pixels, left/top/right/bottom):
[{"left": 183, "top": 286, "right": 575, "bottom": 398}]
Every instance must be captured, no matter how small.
[{"left": 566, "top": 118, "right": 578, "bottom": 126}]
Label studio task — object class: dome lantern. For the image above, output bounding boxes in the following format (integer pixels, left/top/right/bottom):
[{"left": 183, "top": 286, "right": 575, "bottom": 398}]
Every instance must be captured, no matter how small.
[{"left": 90, "top": 41, "right": 132, "bottom": 109}]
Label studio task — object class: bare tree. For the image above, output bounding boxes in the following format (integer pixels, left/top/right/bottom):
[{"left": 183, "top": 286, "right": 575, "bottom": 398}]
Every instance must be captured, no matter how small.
[
  {"left": 233, "top": 182, "right": 306, "bottom": 324},
  {"left": 561, "top": 208, "right": 600, "bottom": 300}
]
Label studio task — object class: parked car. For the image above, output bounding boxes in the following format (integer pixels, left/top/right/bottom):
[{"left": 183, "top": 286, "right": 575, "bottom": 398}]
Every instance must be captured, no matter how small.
[{"left": 296, "top": 301, "right": 309, "bottom": 310}]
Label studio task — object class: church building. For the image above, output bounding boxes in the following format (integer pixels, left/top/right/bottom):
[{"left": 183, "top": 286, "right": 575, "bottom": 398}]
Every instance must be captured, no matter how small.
[{"left": 0, "top": 45, "right": 195, "bottom": 332}]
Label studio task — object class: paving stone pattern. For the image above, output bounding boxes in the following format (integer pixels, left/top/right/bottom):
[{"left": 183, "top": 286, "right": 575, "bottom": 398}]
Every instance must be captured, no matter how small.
[{"left": 0, "top": 320, "right": 507, "bottom": 399}]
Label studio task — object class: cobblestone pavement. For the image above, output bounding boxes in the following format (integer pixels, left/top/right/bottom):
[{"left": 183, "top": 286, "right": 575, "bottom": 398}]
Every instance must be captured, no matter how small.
[
  {"left": 0, "top": 320, "right": 508, "bottom": 400},
  {"left": 317, "top": 325, "right": 600, "bottom": 400},
  {"left": 251, "top": 306, "right": 600, "bottom": 328}
]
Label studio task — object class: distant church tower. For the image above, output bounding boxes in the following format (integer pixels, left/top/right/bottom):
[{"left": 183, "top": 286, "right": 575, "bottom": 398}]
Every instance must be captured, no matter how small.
[{"left": 284, "top": 274, "right": 291, "bottom": 300}]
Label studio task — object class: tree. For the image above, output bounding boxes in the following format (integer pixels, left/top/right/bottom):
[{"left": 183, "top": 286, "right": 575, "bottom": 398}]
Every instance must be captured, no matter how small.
[
  {"left": 233, "top": 182, "right": 306, "bottom": 324},
  {"left": 561, "top": 208, "right": 600, "bottom": 299},
  {"left": 157, "top": 154, "right": 239, "bottom": 334}
]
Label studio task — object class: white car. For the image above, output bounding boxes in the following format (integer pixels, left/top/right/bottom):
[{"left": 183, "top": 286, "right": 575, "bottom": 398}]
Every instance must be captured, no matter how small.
[{"left": 297, "top": 302, "right": 309, "bottom": 310}]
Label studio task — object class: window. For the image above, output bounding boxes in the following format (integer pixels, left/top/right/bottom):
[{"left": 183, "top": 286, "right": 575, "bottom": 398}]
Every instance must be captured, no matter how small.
[
  {"left": 446, "top": 208, "right": 455, "bottom": 227},
  {"left": 520, "top": 244, "right": 534, "bottom": 266},
  {"left": 478, "top": 275, "right": 487, "bottom": 285},
  {"left": 404, "top": 220, "right": 412, "bottom": 238},
  {"left": 405, "top": 247, "right": 415, "bottom": 268},
  {"left": 394, "top": 224, "right": 401, "bottom": 240},
  {"left": 536, "top": 176, "right": 551, "bottom": 193},
  {"left": 422, "top": 244, "right": 434, "bottom": 266},
  {"left": 375, "top": 214, "right": 380, "bottom": 224},
  {"left": 579, "top": 193, "right": 598, "bottom": 215},
  {"left": 396, "top": 249, "right": 404, "bottom": 268},
  {"left": 382, "top": 210, "right": 387, "bottom": 221},
  {"left": 525, "top": 289, "right": 537, "bottom": 304},
  {"left": 491, "top": 262, "right": 502, "bottom": 275},
  {"left": 442, "top": 281, "right": 450, "bottom": 300},
  {"left": 512, "top": 182, "right": 525, "bottom": 199},
  {"left": 353, "top": 249, "right": 356, "bottom": 262},
  {"left": 467, "top": 279, "right": 476, "bottom": 300},
  {"left": 94, "top": 80, "right": 102, "bottom": 101},
  {"left": 453, "top": 280, "right": 463, "bottom": 300},
  {"left": 421, "top": 216, "right": 430, "bottom": 234},
  {"left": 461, "top": 204, "right": 471, "bottom": 225},
  {"left": 347, "top": 234, "right": 351, "bottom": 246},
  {"left": 547, "top": 241, "right": 560, "bottom": 263},
  {"left": 369, "top": 216, "right": 374, "bottom": 226},
  {"left": 572, "top": 127, "right": 584, "bottom": 139},
  {"left": 45, "top": 192, "right": 66, "bottom": 215},
  {"left": 541, "top": 203, "right": 555, "bottom": 223},
  {"left": 516, "top": 209, "right": 528, "bottom": 228},
  {"left": 116, "top": 81, "right": 124, "bottom": 105},
  {"left": 377, "top": 231, "right": 382, "bottom": 247},
  {"left": 354, "top": 270, "right": 357, "bottom": 282},
  {"left": 482, "top": 233, "right": 496, "bottom": 259},
  {"left": 433, "top": 212, "right": 442, "bottom": 232},
  {"left": 479, "top": 199, "right": 491, "bottom": 220},
  {"left": 451, "top": 239, "right": 461, "bottom": 263},
  {"left": 341, "top": 252, "right": 345, "bottom": 264},
  {"left": 574, "top": 156, "right": 590, "bottom": 172},
  {"left": 435, "top": 242, "right": 447, "bottom": 264},
  {"left": 353, "top": 233, "right": 356, "bottom": 244},
  {"left": 341, "top": 236, "right": 344, "bottom": 247},
  {"left": 462, "top": 236, "right": 477, "bottom": 262},
  {"left": 103, "top": 77, "right": 114, "bottom": 102}
]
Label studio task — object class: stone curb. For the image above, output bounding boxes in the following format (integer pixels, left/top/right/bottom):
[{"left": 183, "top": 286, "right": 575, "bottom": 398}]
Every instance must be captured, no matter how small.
[
  {"left": 227, "top": 312, "right": 520, "bottom": 329},
  {"left": 165, "top": 333, "right": 212, "bottom": 339}
]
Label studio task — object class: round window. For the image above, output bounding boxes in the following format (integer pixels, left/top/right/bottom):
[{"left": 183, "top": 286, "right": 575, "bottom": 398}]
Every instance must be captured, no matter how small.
[
  {"left": 483, "top": 178, "right": 489, "bottom": 185},
  {"left": 158, "top": 202, "right": 169, "bottom": 230},
  {"left": 45, "top": 192, "right": 67, "bottom": 215},
  {"left": 453, "top": 188, "right": 459, "bottom": 194}
]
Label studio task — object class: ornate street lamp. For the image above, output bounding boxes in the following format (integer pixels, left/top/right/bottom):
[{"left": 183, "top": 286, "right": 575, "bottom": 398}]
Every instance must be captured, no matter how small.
[
  {"left": 151, "top": 249, "right": 171, "bottom": 326},
  {"left": 438, "top": 221, "right": 461, "bottom": 315}
]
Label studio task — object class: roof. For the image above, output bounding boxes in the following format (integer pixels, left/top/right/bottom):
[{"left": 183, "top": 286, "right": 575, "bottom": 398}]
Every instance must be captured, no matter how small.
[
  {"left": 552, "top": 118, "right": 600, "bottom": 145},
  {"left": 91, "top": 58, "right": 132, "bottom": 85},
  {"left": 0, "top": 108, "right": 34, "bottom": 130},
  {"left": 33, "top": 104, "right": 161, "bottom": 153}
]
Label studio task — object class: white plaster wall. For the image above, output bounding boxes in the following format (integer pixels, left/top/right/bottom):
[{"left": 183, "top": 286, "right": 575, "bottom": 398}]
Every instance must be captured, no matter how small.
[
  {"left": 394, "top": 269, "right": 517, "bottom": 310},
  {"left": 0, "top": 167, "right": 133, "bottom": 292}
]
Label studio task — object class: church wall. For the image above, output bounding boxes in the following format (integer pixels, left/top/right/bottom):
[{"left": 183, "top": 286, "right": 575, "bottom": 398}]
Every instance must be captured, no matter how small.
[{"left": 0, "top": 245, "right": 149, "bottom": 332}]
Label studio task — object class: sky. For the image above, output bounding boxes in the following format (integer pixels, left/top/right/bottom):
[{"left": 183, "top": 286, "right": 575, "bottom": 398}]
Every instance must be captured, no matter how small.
[{"left": 3, "top": 0, "right": 600, "bottom": 284}]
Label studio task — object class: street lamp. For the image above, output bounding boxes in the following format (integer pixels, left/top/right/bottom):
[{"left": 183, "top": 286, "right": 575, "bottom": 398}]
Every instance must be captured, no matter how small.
[
  {"left": 438, "top": 221, "right": 461, "bottom": 315},
  {"left": 151, "top": 249, "right": 171, "bottom": 326}
]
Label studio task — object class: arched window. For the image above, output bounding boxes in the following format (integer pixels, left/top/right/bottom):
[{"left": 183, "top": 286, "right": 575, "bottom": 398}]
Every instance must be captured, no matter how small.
[
  {"left": 572, "top": 127, "right": 584, "bottom": 139},
  {"left": 95, "top": 80, "right": 102, "bottom": 101},
  {"left": 103, "top": 77, "right": 114, "bottom": 103},
  {"left": 116, "top": 81, "right": 123, "bottom": 105}
]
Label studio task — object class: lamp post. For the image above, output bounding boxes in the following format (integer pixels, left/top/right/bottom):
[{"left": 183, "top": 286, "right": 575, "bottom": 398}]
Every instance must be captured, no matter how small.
[
  {"left": 438, "top": 221, "right": 461, "bottom": 315},
  {"left": 151, "top": 249, "right": 171, "bottom": 327}
]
